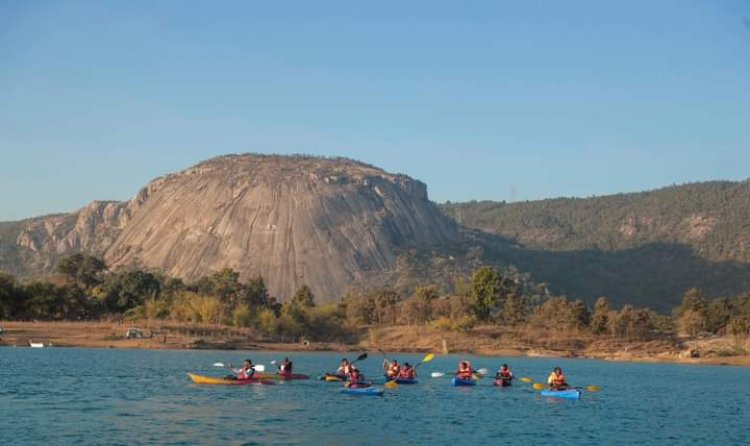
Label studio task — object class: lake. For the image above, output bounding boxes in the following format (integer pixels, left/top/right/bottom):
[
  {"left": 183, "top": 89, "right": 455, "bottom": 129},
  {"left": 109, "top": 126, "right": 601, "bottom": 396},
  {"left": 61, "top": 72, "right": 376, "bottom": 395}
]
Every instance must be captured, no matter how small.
[{"left": 0, "top": 348, "right": 747, "bottom": 445}]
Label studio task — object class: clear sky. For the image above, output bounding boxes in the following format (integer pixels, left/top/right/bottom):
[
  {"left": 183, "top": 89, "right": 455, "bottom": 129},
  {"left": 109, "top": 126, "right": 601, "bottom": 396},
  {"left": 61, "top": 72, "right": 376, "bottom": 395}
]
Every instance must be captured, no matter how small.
[{"left": 1, "top": 1, "right": 749, "bottom": 221}]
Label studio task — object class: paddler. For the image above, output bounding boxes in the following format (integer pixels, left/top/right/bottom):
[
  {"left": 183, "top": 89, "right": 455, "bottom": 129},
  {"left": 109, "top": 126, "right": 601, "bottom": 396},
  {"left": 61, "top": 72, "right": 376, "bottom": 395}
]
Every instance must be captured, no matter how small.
[
  {"left": 232, "top": 359, "right": 256, "bottom": 381},
  {"left": 456, "top": 360, "right": 474, "bottom": 380},
  {"left": 398, "top": 362, "right": 416, "bottom": 379},
  {"left": 547, "top": 367, "right": 569, "bottom": 390},
  {"left": 279, "top": 357, "right": 293, "bottom": 377},
  {"left": 495, "top": 363, "right": 514, "bottom": 384},
  {"left": 336, "top": 358, "right": 351, "bottom": 378},
  {"left": 346, "top": 365, "right": 368, "bottom": 388},
  {"left": 383, "top": 359, "right": 400, "bottom": 380}
]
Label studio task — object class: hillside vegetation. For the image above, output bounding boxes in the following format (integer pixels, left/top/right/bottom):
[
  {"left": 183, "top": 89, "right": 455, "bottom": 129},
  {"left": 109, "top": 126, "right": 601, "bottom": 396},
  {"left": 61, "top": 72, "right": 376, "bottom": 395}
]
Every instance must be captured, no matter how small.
[{"left": 441, "top": 180, "right": 750, "bottom": 310}]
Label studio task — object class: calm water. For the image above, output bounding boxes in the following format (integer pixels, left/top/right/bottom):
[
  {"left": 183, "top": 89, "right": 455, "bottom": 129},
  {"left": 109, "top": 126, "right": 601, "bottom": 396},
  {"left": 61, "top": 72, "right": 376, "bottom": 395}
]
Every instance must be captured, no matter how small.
[{"left": 0, "top": 348, "right": 748, "bottom": 445}]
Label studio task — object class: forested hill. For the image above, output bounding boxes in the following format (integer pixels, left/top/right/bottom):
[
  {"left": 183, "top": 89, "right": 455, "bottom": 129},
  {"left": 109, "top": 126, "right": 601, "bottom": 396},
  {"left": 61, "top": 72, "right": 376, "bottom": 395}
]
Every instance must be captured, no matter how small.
[{"left": 441, "top": 180, "right": 750, "bottom": 310}]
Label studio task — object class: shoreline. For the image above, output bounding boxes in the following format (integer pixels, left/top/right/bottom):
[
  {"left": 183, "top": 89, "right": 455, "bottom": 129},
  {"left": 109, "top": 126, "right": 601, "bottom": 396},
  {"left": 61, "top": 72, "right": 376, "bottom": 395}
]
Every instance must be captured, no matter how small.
[{"left": 1, "top": 321, "right": 748, "bottom": 367}]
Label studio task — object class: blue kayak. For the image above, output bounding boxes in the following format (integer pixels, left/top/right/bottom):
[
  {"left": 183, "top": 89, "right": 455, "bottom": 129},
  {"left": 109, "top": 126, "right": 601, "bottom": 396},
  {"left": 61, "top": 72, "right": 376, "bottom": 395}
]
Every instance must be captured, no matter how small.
[
  {"left": 341, "top": 387, "right": 384, "bottom": 396},
  {"left": 451, "top": 377, "right": 476, "bottom": 386},
  {"left": 540, "top": 389, "right": 581, "bottom": 400},
  {"left": 394, "top": 378, "right": 418, "bottom": 385}
]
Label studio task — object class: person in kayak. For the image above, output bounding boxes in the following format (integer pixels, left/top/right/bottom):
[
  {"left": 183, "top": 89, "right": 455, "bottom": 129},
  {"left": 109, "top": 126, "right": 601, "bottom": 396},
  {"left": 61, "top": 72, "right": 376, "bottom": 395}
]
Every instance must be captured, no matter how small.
[
  {"left": 456, "top": 361, "right": 474, "bottom": 380},
  {"left": 398, "top": 362, "right": 416, "bottom": 379},
  {"left": 547, "top": 367, "right": 569, "bottom": 390},
  {"left": 279, "top": 357, "right": 293, "bottom": 376},
  {"left": 226, "top": 359, "right": 255, "bottom": 380},
  {"left": 495, "top": 363, "right": 514, "bottom": 385},
  {"left": 383, "top": 359, "right": 400, "bottom": 380},
  {"left": 335, "top": 358, "right": 351, "bottom": 378},
  {"left": 346, "top": 365, "right": 368, "bottom": 388}
]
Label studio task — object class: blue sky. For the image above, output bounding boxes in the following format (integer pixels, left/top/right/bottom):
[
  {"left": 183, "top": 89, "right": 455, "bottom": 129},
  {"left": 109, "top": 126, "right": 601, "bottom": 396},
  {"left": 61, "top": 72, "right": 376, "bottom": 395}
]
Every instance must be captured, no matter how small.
[{"left": 1, "top": 0, "right": 749, "bottom": 221}]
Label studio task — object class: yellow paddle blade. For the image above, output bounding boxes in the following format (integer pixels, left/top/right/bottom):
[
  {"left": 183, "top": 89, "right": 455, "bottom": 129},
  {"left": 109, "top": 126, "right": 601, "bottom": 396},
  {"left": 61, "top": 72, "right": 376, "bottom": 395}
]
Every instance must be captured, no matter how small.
[
  {"left": 586, "top": 385, "right": 601, "bottom": 392},
  {"left": 520, "top": 377, "right": 533, "bottom": 383},
  {"left": 384, "top": 380, "right": 399, "bottom": 389},
  {"left": 532, "top": 383, "right": 546, "bottom": 390},
  {"left": 422, "top": 353, "right": 435, "bottom": 364}
]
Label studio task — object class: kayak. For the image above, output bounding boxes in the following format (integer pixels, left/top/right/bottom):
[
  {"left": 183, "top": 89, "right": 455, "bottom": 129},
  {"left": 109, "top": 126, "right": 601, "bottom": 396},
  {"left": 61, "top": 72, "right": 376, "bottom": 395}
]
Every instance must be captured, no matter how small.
[
  {"left": 494, "top": 378, "right": 512, "bottom": 387},
  {"left": 341, "top": 387, "right": 384, "bottom": 396},
  {"left": 187, "top": 373, "right": 276, "bottom": 386},
  {"left": 320, "top": 374, "right": 346, "bottom": 382},
  {"left": 255, "top": 372, "right": 310, "bottom": 380},
  {"left": 394, "top": 378, "right": 418, "bottom": 385},
  {"left": 451, "top": 377, "right": 476, "bottom": 386},
  {"left": 540, "top": 389, "right": 581, "bottom": 400}
]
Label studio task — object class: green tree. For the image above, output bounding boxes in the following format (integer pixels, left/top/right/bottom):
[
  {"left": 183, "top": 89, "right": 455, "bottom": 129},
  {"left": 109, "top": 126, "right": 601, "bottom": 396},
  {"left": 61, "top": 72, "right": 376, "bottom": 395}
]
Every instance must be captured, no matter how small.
[
  {"left": 0, "top": 273, "right": 24, "bottom": 319},
  {"left": 56, "top": 254, "right": 107, "bottom": 289},
  {"left": 471, "top": 266, "right": 502, "bottom": 322},
  {"left": 290, "top": 284, "right": 316, "bottom": 309},
  {"left": 104, "top": 271, "right": 161, "bottom": 313}
]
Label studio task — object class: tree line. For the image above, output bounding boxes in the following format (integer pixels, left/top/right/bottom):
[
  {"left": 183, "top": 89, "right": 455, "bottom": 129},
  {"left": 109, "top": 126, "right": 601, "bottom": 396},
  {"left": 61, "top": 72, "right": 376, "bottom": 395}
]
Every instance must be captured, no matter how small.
[{"left": 1, "top": 256, "right": 749, "bottom": 342}]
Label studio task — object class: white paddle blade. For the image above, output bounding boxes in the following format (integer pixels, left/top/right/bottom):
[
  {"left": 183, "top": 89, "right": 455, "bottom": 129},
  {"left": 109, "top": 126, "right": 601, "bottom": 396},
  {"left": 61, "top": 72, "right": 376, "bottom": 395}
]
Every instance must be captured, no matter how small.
[
  {"left": 254, "top": 364, "right": 266, "bottom": 372},
  {"left": 213, "top": 362, "right": 225, "bottom": 367},
  {"left": 431, "top": 372, "right": 445, "bottom": 378},
  {"left": 476, "top": 368, "right": 489, "bottom": 375}
]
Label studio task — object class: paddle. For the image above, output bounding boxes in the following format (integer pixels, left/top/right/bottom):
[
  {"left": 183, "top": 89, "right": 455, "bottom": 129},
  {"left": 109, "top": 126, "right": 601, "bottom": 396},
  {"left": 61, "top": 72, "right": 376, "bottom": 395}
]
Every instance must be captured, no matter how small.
[
  {"left": 212, "top": 362, "right": 266, "bottom": 372},
  {"left": 532, "top": 382, "right": 600, "bottom": 392},
  {"left": 520, "top": 377, "right": 533, "bottom": 383}
]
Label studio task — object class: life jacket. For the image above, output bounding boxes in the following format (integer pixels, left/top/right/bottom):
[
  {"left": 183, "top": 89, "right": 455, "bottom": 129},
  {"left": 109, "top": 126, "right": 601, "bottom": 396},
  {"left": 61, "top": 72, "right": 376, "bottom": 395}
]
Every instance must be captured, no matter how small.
[
  {"left": 398, "top": 367, "right": 414, "bottom": 379},
  {"left": 548, "top": 372, "right": 567, "bottom": 387},
  {"left": 499, "top": 369, "right": 512, "bottom": 379},
  {"left": 349, "top": 371, "right": 361, "bottom": 384},
  {"left": 238, "top": 366, "right": 255, "bottom": 380}
]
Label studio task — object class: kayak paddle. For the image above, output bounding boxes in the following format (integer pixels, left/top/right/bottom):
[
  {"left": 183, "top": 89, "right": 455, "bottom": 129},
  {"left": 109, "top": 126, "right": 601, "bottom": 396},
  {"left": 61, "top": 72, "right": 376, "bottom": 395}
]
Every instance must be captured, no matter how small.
[
  {"left": 212, "top": 362, "right": 266, "bottom": 372},
  {"left": 520, "top": 377, "right": 533, "bottom": 383},
  {"left": 532, "top": 382, "right": 601, "bottom": 392}
]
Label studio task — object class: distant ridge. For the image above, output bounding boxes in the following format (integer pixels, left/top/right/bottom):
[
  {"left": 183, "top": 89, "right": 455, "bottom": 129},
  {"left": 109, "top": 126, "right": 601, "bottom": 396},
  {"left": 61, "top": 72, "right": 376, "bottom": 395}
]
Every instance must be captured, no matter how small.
[{"left": 441, "top": 179, "right": 750, "bottom": 309}]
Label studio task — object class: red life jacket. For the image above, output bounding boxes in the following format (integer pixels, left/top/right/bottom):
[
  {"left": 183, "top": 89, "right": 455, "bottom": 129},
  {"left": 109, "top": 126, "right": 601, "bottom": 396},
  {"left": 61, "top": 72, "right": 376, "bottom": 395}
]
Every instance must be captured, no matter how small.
[{"left": 499, "top": 370, "right": 512, "bottom": 379}]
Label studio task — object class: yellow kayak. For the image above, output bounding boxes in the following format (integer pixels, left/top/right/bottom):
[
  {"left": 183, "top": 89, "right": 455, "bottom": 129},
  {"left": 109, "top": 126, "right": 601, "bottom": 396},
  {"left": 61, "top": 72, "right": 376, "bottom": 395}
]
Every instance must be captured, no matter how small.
[{"left": 187, "top": 373, "right": 276, "bottom": 385}]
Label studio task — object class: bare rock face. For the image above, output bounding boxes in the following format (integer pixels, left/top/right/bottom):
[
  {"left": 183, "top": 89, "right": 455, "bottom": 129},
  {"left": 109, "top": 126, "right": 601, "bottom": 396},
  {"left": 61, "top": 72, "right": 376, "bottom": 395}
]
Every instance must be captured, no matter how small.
[{"left": 5, "top": 155, "right": 459, "bottom": 302}]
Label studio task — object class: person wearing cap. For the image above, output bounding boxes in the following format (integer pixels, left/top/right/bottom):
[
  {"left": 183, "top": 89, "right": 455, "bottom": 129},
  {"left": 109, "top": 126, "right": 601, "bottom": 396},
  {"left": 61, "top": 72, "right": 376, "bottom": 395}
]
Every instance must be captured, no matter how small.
[{"left": 547, "top": 367, "right": 568, "bottom": 390}]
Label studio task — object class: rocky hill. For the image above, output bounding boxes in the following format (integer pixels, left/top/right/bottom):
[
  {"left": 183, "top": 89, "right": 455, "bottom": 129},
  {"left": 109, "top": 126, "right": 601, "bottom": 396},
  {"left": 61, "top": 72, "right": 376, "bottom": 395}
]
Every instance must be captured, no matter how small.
[
  {"left": 1, "top": 155, "right": 459, "bottom": 301},
  {"left": 441, "top": 180, "right": 750, "bottom": 310}
]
